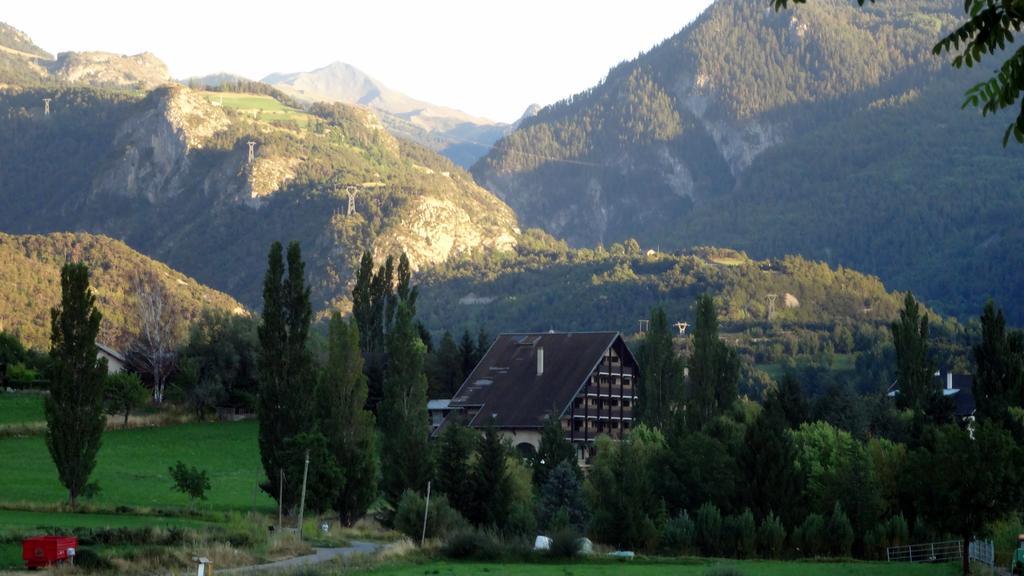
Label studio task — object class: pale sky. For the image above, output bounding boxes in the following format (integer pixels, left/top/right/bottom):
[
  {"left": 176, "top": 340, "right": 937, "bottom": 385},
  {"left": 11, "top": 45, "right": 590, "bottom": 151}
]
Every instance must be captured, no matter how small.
[{"left": 4, "top": 1, "right": 714, "bottom": 122}]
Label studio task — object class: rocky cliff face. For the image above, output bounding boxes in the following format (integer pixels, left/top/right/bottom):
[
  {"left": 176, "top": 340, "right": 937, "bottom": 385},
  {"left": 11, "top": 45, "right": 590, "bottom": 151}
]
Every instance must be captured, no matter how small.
[
  {"left": 0, "top": 84, "right": 520, "bottom": 309},
  {"left": 51, "top": 51, "right": 170, "bottom": 89}
]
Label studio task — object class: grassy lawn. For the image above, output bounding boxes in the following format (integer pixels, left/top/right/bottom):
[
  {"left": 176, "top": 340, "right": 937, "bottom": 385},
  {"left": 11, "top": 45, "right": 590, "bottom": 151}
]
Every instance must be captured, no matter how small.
[
  {"left": 201, "top": 91, "right": 312, "bottom": 126},
  {"left": 0, "top": 393, "right": 44, "bottom": 425},
  {"left": 348, "top": 559, "right": 959, "bottom": 576},
  {"left": 0, "top": 420, "right": 275, "bottom": 512},
  {"left": 0, "top": 543, "right": 20, "bottom": 570},
  {"left": 0, "top": 509, "right": 210, "bottom": 530}
]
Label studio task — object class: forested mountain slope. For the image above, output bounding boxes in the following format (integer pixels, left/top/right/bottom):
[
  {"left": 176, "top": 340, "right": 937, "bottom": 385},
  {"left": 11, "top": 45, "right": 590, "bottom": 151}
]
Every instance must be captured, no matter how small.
[
  {"left": 0, "top": 84, "right": 519, "bottom": 310},
  {"left": 0, "top": 232, "right": 244, "bottom": 350},
  {"left": 416, "top": 232, "right": 968, "bottom": 396},
  {"left": 472, "top": 0, "right": 1024, "bottom": 322}
]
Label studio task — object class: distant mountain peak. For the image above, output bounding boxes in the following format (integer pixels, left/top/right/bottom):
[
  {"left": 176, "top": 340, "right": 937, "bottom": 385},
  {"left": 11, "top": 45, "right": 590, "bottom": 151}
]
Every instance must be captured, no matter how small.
[{"left": 264, "top": 60, "right": 511, "bottom": 166}]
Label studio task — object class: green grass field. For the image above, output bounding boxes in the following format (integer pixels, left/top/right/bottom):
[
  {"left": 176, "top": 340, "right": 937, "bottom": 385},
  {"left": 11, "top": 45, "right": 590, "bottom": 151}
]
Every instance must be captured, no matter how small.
[
  {"left": 0, "top": 543, "right": 20, "bottom": 570},
  {"left": 0, "top": 420, "right": 275, "bottom": 512},
  {"left": 0, "top": 393, "right": 45, "bottom": 425},
  {"left": 0, "top": 509, "right": 210, "bottom": 530},
  {"left": 346, "top": 559, "right": 959, "bottom": 576},
  {"left": 201, "top": 91, "right": 312, "bottom": 127}
]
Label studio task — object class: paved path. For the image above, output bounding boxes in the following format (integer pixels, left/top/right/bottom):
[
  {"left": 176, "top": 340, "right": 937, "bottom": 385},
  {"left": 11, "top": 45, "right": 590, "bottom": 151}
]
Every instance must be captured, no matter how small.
[{"left": 220, "top": 540, "right": 383, "bottom": 574}]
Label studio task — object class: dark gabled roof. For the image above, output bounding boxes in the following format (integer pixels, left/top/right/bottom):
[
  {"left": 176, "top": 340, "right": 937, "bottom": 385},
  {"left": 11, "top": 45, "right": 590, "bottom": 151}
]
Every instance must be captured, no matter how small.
[
  {"left": 888, "top": 370, "right": 976, "bottom": 418},
  {"left": 449, "top": 332, "right": 629, "bottom": 429},
  {"left": 96, "top": 342, "right": 125, "bottom": 363}
]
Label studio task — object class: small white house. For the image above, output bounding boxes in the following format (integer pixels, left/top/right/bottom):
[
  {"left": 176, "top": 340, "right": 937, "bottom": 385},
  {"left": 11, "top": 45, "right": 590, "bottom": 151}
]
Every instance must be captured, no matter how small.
[{"left": 96, "top": 343, "right": 126, "bottom": 375}]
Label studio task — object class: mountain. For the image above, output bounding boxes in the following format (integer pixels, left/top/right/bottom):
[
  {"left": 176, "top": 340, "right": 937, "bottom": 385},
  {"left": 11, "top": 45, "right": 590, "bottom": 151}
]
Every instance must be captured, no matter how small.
[
  {"left": 50, "top": 51, "right": 170, "bottom": 89},
  {"left": 265, "top": 62, "right": 509, "bottom": 167},
  {"left": 0, "top": 83, "right": 520, "bottom": 311},
  {"left": 0, "top": 232, "right": 244, "bottom": 350},
  {"left": 0, "top": 21, "right": 171, "bottom": 90},
  {"left": 471, "top": 0, "right": 1024, "bottom": 323},
  {"left": 0, "top": 22, "right": 51, "bottom": 86}
]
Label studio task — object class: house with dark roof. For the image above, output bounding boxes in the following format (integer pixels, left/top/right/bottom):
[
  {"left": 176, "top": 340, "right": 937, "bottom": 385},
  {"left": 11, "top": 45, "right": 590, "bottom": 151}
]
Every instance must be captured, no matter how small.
[
  {"left": 96, "top": 342, "right": 126, "bottom": 375},
  {"left": 887, "top": 369, "right": 976, "bottom": 422},
  {"left": 438, "top": 331, "right": 640, "bottom": 462}
]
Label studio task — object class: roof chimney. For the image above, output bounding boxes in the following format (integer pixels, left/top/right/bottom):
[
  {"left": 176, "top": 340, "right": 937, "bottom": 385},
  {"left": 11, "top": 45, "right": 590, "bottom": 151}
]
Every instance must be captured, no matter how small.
[
  {"left": 537, "top": 346, "right": 544, "bottom": 376},
  {"left": 946, "top": 371, "right": 953, "bottom": 390}
]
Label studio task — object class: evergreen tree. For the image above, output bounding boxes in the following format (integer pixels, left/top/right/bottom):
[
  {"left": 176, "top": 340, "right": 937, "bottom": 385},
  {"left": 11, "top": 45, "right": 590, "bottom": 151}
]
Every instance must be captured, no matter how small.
[
  {"left": 45, "top": 263, "right": 107, "bottom": 507},
  {"left": 459, "top": 329, "right": 477, "bottom": 376},
  {"left": 379, "top": 301, "right": 433, "bottom": 507},
  {"left": 776, "top": 372, "right": 808, "bottom": 428},
  {"left": 973, "top": 300, "right": 1024, "bottom": 424},
  {"left": 637, "top": 307, "right": 684, "bottom": 430},
  {"left": 469, "top": 422, "right": 512, "bottom": 528},
  {"left": 351, "top": 251, "right": 374, "bottom": 354},
  {"left": 687, "top": 294, "right": 739, "bottom": 430},
  {"left": 533, "top": 414, "right": 579, "bottom": 488},
  {"left": 740, "top": 396, "right": 801, "bottom": 526},
  {"left": 429, "top": 331, "right": 463, "bottom": 398},
  {"left": 435, "top": 422, "right": 477, "bottom": 520},
  {"left": 537, "top": 460, "right": 589, "bottom": 531},
  {"left": 891, "top": 293, "right": 935, "bottom": 414},
  {"left": 476, "top": 328, "right": 491, "bottom": 360},
  {"left": 257, "top": 241, "right": 315, "bottom": 508},
  {"left": 317, "top": 313, "right": 378, "bottom": 525}
]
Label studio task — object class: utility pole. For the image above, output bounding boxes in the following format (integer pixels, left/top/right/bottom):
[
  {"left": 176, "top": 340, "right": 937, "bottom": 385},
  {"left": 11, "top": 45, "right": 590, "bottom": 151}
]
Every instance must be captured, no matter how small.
[
  {"left": 247, "top": 141, "right": 256, "bottom": 164},
  {"left": 297, "top": 450, "right": 310, "bottom": 540},
  {"left": 42, "top": 98, "right": 51, "bottom": 116},
  {"left": 420, "top": 481, "right": 432, "bottom": 547},
  {"left": 278, "top": 469, "right": 284, "bottom": 531}
]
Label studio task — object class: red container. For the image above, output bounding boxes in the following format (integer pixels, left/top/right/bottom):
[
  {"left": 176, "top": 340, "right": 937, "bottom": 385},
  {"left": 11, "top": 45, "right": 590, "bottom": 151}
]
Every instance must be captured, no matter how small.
[{"left": 22, "top": 536, "right": 77, "bottom": 569}]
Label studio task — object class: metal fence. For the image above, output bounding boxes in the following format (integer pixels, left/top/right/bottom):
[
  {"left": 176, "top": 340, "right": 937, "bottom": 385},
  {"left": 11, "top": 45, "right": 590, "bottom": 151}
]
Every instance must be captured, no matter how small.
[
  {"left": 886, "top": 540, "right": 963, "bottom": 563},
  {"left": 969, "top": 539, "right": 995, "bottom": 567}
]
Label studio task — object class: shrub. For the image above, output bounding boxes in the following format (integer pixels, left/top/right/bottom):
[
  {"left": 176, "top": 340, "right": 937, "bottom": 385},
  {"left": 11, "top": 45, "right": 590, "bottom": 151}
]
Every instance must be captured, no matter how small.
[
  {"left": 757, "top": 512, "right": 786, "bottom": 559},
  {"left": 505, "top": 500, "right": 538, "bottom": 538},
  {"left": 393, "top": 490, "right": 467, "bottom": 542},
  {"left": 441, "top": 529, "right": 503, "bottom": 561},
  {"left": 793, "top": 513, "right": 826, "bottom": 557},
  {"left": 695, "top": 502, "right": 723, "bottom": 557},
  {"left": 73, "top": 547, "right": 113, "bottom": 571},
  {"left": 661, "top": 511, "right": 696, "bottom": 554},
  {"left": 827, "top": 503, "right": 854, "bottom": 557},
  {"left": 724, "top": 509, "right": 756, "bottom": 559},
  {"left": 865, "top": 514, "right": 910, "bottom": 559},
  {"left": 548, "top": 527, "right": 581, "bottom": 559},
  {"left": 169, "top": 461, "right": 210, "bottom": 508}
]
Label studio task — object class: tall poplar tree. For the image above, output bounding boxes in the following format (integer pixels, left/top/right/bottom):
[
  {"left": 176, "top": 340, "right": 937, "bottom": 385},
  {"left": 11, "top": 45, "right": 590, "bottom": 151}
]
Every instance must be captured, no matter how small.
[
  {"left": 891, "top": 293, "right": 937, "bottom": 416},
  {"left": 687, "top": 294, "right": 739, "bottom": 430},
  {"left": 637, "top": 307, "right": 683, "bottom": 430},
  {"left": 973, "top": 300, "right": 1024, "bottom": 423},
  {"left": 317, "top": 313, "right": 378, "bottom": 525},
  {"left": 257, "top": 241, "right": 315, "bottom": 508},
  {"left": 45, "top": 263, "right": 107, "bottom": 507},
  {"left": 379, "top": 301, "right": 433, "bottom": 507}
]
